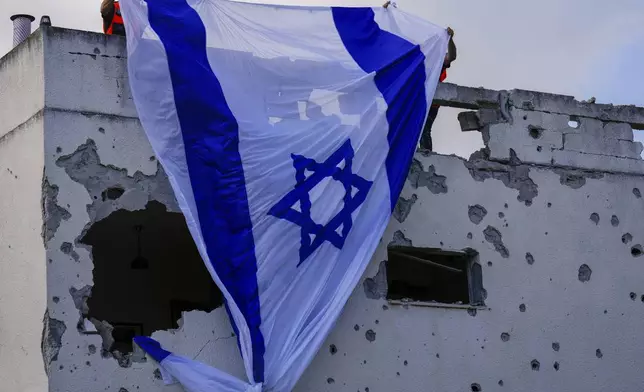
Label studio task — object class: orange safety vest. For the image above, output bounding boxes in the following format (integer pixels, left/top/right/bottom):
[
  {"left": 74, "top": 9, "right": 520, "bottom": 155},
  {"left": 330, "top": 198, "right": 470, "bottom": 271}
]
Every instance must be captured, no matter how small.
[{"left": 105, "top": 1, "right": 125, "bottom": 35}]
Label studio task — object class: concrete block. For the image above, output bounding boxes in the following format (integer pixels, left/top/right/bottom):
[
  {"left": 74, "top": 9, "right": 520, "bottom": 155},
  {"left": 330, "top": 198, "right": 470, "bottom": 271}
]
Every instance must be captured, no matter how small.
[
  {"left": 458, "top": 111, "right": 480, "bottom": 131},
  {"left": 512, "top": 109, "right": 572, "bottom": 133},
  {"left": 553, "top": 150, "right": 644, "bottom": 175},
  {"left": 564, "top": 134, "right": 643, "bottom": 159},
  {"left": 603, "top": 122, "right": 634, "bottom": 141},
  {"left": 487, "top": 123, "right": 562, "bottom": 165},
  {"left": 577, "top": 117, "right": 604, "bottom": 135},
  {"left": 477, "top": 108, "right": 505, "bottom": 126},
  {"left": 433, "top": 83, "right": 500, "bottom": 110}
]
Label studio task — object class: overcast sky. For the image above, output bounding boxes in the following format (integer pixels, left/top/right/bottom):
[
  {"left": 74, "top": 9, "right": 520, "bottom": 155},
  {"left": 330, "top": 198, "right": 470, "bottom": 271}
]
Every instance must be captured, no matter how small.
[{"left": 1, "top": 0, "right": 643, "bottom": 156}]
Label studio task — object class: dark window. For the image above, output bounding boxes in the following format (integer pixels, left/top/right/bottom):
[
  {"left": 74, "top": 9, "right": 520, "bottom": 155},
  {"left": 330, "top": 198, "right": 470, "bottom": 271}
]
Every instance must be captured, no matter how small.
[{"left": 386, "top": 246, "right": 483, "bottom": 305}]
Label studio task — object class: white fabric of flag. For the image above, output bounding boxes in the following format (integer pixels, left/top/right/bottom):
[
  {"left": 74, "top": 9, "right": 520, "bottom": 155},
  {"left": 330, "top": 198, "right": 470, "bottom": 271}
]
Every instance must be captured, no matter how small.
[{"left": 120, "top": 0, "right": 447, "bottom": 391}]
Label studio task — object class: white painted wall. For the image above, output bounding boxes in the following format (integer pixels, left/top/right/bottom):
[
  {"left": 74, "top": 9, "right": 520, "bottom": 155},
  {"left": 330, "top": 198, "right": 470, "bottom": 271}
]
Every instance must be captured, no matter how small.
[
  {"left": 26, "top": 27, "right": 644, "bottom": 392},
  {"left": 0, "top": 31, "right": 48, "bottom": 392}
]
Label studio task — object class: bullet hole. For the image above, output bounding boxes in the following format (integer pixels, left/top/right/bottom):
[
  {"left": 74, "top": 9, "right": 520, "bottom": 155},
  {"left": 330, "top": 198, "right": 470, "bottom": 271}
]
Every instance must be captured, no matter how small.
[
  {"left": 326, "top": 378, "right": 335, "bottom": 384},
  {"left": 88, "top": 344, "right": 97, "bottom": 355},
  {"left": 56, "top": 147, "right": 62, "bottom": 153},
  {"left": 528, "top": 125, "right": 543, "bottom": 139},
  {"left": 630, "top": 292, "right": 636, "bottom": 300},
  {"left": 396, "top": 372, "right": 400, "bottom": 376},
  {"left": 578, "top": 264, "right": 592, "bottom": 282},
  {"left": 467, "top": 232, "right": 473, "bottom": 239},
  {"left": 500, "top": 332, "right": 510, "bottom": 342},
  {"left": 153, "top": 369, "right": 162, "bottom": 380},
  {"left": 119, "top": 389, "right": 128, "bottom": 392},
  {"left": 590, "top": 213, "right": 600, "bottom": 225},
  {"left": 404, "top": 360, "right": 408, "bottom": 366},
  {"left": 611, "top": 215, "right": 619, "bottom": 227},
  {"left": 365, "top": 329, "right": 376, "bottom": 342},
  {"left": 530, "top": 359, "right": 540, "bottom": 371},
  {"left": 53, "top": 296, "right": 60, "bottom": 303},
  {"left": 604, "top": 309, "right": 608, "bottom": 314},
  {"left": 329, "top": 344, "right": 337, "bottom": 355},
  {"left": 536, "top": 146, "right": 542, "bottom": 152},
  {"left": 98, "top": 127, "right": 105, "bottom": 134},
  {"left": 467, "top": 308, "right": 477, "bottom": 317},
  {"left": 86, "top": 361, "right": 91, "bottom": 366},
  {"left": 553, "top": 361, "right": 560, "bottom": 371},
  {"left": 471, "top": 383, "right": 481, "bottom": 392},
  {"left": 547, "top": 202, "right": 552, "bottom": 208},
  {"left": 101, "top": 187, "right": 125, "bottom": 201},
  {"left": 498, "top": 380, "right": 504, "bottom": 386},
  {"left": 354, "top": 324, "right": 360, "bottom": 331},
  {"left": 498, "top": 212, "right": 504, "bottom": 219},
  {"left": 149, "top": 156, "right": 156, "bottom": 161},
  {"left": 375, "top": 319, "right": 379, "bottom": 324},
  {"left": 595, "top": 349, "right": 603, "bottom": 358},
  {"left": 552, "top": 342, "right": 560, "bottom": 352},
  {"left": 631, "top": 245, "right": 643, "bottom": 257},
  {"left": 525, "top": 252, "right": 534, "bottom": 265},
  {"left": 382, "top": 304, "right": 388, "bottom": 310},
  {"left": 365, "top": 388, "right": 370, "bottom": 392},
  {"left": 641, "top": 295, "right": 644, "bottom": 302},
  {"left": 504, "top": 203, "right": 508, "bottom": 209},
  {"left": 633, "top": 188, "right": 641, "bottom": 198},
  {"left": 622, "top": 233, "right": 633, "bottom": 244},
  {"left": 436, "top": 353, "right": 440, "bottom": 358},
  {"left": 519, "top": 303, "right": 526, "bottom": 312},
  {"left": 363, "top": 360, "right": 367, "bottom": 364},
  {"left": 487, "top": 261, "right": 493, "bottom": 267}
]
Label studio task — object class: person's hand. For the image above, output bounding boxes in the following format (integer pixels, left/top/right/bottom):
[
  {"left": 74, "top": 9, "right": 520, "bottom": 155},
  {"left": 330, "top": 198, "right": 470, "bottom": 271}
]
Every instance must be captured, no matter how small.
[{"left": 446, "top": 27, "right": 454, "bottom": 37}]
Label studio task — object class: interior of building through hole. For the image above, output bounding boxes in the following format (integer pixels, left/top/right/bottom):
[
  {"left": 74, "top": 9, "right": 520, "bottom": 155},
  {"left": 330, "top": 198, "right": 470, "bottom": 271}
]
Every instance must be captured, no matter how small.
[
  {"left": 386, "top": 246, "right": 482, "bottom": 305},
  {"left": 81, "top": 200, "right": 223, "bottom": 354}
]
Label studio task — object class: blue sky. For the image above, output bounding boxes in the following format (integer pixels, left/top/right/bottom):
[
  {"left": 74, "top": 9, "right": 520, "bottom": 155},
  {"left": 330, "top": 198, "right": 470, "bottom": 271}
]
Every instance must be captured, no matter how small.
[{"left": 1, "top": 0, "right": 642, "bottom": 155}]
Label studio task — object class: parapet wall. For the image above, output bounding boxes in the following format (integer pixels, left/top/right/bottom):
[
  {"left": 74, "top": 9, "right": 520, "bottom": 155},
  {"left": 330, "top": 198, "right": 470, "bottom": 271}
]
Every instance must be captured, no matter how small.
[{"left": 436, "top": 83, "right": 644, "bottom": 175}]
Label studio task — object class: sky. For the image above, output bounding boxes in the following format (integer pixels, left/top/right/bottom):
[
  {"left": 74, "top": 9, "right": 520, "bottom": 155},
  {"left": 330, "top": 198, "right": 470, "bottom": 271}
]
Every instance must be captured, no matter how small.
[{"left": 1, "top": 0, "right": 643, "bottom": 157}]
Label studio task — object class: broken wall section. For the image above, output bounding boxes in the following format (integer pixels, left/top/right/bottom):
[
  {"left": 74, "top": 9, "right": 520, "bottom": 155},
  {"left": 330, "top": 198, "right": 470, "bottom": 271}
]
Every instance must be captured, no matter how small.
[{"left": 454, "top": 87, "right": 644, "bottom": 174}]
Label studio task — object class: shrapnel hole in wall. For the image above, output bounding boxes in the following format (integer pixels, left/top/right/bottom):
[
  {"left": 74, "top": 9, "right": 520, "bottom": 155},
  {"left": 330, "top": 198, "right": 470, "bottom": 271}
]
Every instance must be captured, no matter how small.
[
  {"left": 80, "top": 201, "right": 223, "bottom": 356},
  {"left": 386, "top": 246, "right": 483, "bottom": 306}
]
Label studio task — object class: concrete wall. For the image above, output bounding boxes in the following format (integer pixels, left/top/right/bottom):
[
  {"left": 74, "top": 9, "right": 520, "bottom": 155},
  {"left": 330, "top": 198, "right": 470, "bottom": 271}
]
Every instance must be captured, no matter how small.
[
  {"left": 13, "top": 27, "right": 644, "bottom": 392},
  {"left": 0, "top": 32, "right": 48, "bottom": 392}
]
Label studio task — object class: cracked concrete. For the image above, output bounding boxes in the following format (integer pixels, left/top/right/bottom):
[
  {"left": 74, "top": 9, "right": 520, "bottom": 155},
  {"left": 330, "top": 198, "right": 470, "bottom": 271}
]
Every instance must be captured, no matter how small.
[
  {"left": 42, "top": 177, "right": 72, "bottom": 243},
  {"left": 408, "top": 159, "right": 448, "bottom": 194},
  {"left": 393, "top": 194, "right": 417, "bottom": 223},
  {"left": 466, "top": 150, "right": 538, "bottom": 205},
  {"left": 468, "top": 205, "right": 488, "bottom": 225},
  {"left": 55, "top": 139, "right": 178, "bottom": 229},
  {"left": 41, "top": 310, "right": 66, "bottom": 376},
  {"left": 483, "top": 226, "right": 509, "bottom": 258},
  {"left": 363, "top": 261, "right": 387, "bottom": 300},
  {"left": 389, "top": 230, "right": 412, "bottom": 247}
]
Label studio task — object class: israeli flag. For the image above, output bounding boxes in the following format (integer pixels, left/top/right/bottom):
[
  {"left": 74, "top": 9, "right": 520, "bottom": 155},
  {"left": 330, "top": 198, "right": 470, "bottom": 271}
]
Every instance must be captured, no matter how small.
[{"left": 121, "top": 0, "right": 447, "bottom": 390}]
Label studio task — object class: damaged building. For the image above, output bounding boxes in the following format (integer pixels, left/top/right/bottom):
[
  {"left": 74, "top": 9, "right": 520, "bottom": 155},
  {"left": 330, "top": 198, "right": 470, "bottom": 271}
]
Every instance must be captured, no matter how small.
[{"left": 2, "top": 22, "right": 644, "bottom": 392}]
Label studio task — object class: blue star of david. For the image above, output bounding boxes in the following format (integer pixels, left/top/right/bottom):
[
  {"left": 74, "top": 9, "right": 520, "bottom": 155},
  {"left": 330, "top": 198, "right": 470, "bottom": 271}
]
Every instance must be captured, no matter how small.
[{"left": 268, "top": 139, "right": 373, "bottom": 266}]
